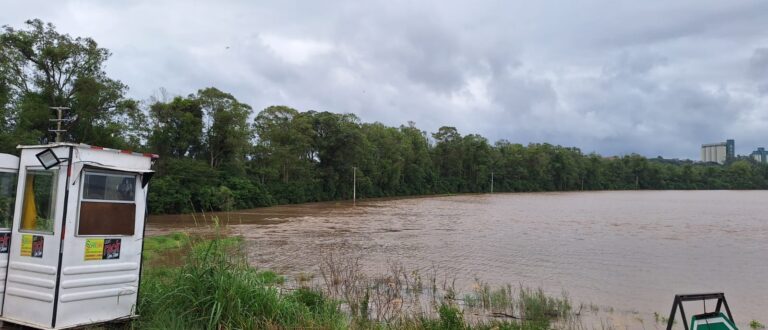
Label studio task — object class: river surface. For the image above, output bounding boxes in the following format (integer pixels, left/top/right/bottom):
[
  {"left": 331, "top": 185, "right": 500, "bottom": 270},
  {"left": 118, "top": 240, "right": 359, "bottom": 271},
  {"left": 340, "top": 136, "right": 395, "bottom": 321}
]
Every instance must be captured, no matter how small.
[{"left": 148, "top": 191, "right": 767, "bottom": 327}]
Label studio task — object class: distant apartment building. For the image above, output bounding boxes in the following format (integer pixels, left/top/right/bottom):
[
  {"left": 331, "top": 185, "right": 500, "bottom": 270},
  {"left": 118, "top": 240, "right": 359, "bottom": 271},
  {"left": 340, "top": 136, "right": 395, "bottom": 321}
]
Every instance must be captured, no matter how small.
[
  {"left": 750, "top": 147, "right": 767, "bottom": 164},
  {"left": 701, "top": 139, "right": 734, "bottom": 164}
]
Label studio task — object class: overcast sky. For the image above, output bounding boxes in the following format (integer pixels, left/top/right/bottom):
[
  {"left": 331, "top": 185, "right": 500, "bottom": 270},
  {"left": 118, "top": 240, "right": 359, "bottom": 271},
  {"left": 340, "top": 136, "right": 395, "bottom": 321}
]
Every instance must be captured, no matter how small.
[{"left": 3, "top": 1, "right": 768, "bottom": 159}]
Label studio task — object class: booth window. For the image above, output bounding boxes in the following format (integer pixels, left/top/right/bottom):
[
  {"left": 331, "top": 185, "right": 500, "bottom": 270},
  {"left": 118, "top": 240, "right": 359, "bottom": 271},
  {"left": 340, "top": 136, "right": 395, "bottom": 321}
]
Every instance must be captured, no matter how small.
[
  {"left": 78, "top": 171, "right": 137, "bottom": 236},
  {"left": 20, "top": 169, "right": 58, "bottom": 233},
  {"left": 0, "top": 172, "right": 18, "bottom": 229}
]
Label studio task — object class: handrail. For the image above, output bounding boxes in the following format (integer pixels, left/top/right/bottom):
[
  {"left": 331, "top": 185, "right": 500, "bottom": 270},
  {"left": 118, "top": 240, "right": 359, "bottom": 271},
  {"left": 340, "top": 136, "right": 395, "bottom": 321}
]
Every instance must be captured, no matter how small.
[{"left": 667, "top": 293, "right": 735, "bottom": 330}]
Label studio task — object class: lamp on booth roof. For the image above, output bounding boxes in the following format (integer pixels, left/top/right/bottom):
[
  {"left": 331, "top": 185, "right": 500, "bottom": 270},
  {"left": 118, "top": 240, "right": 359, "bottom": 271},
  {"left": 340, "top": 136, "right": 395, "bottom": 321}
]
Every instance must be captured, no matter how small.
[{"left": 35, "top": 148, "right": 61, "bottom": 169}]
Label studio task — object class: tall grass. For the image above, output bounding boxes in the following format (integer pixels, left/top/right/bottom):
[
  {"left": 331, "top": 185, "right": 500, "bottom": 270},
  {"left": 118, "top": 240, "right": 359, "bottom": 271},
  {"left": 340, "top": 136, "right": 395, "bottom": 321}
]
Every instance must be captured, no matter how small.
[
  {"left": 136, "top": 232, "right": 347, "bottom": 329},
  {"left": 136, "top": 231, "right": 589, "bottom": 329},
  {"left": 316, "top": 255, "right": 574, "bottom": 330},
  {"left": 142, "top": 232, "right": 190, "bottom": 262}
]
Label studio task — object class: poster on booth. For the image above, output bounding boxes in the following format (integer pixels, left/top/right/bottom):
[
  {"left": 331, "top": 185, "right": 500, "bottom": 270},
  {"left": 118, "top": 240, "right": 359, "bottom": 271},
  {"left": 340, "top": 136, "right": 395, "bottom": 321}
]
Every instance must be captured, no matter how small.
[
  {"left": 85, "top": 238, "right": 121, "bottom": 261},
  {"left": 84, "top": 239, "right": 104, "bottom": 260},
  {"left": 103, "top": 239, "right": 121, "bottom": 259},
  {"left": 0, "top": 232, "right": 10, "bottom": 253},
  {"left": 20, "top": 234, "right": 44, "bottom": 258}
]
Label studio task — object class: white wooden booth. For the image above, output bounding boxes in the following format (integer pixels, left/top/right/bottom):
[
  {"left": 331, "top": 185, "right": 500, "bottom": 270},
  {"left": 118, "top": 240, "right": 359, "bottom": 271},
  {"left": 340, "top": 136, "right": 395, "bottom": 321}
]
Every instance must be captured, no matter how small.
[
  {"left": 0, "top": 143, "right": 157, "bottom": 329},
  {"left": 0, "top": 154, "right": 20, "bottom": 313}
]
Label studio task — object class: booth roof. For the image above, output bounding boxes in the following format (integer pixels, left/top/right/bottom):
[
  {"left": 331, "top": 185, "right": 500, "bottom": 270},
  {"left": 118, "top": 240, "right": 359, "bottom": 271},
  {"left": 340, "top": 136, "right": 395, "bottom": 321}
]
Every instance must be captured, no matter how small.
[
  {"left": 0, "top": 153, "right": 19, "bottom": 169},
  {"left": 17, "top": 143, "right": 160, "bottom": 159}
]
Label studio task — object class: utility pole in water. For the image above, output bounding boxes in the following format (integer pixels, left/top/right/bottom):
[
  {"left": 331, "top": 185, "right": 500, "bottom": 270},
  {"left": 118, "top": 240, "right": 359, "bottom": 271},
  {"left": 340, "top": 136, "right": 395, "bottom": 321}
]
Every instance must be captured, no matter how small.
[
  {"left": 491, "top": 171, "right": 494, "bottom": 194},
  {"left": 353, "top": 166, "right": 357, "bottom": 205}
]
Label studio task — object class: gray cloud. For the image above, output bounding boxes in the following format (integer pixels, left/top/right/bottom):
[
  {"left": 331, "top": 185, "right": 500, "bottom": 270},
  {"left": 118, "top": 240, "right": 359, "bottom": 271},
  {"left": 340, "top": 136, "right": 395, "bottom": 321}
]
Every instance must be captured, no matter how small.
[
  {"left": 2, "top": 0, "right": 767, "bottom": 159},
  {"left": 750, "top": 48, "right": 768, "bottom": 94}
]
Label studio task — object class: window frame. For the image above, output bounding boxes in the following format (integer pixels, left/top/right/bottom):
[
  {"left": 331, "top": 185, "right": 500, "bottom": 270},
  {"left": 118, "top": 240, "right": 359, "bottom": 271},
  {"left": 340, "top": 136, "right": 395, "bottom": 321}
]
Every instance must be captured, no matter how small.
[
  {"left": 76, "top": 169, "right": 139, "bottom": 237},
  {"left": 0, "top": 170, "right": 18, "bottom": 230},
  {"left": 80, "top": 170, "right": 138, "bottom": 204},
  {"left": 18, "top": 166, "right": 59, "bottom": 235}
]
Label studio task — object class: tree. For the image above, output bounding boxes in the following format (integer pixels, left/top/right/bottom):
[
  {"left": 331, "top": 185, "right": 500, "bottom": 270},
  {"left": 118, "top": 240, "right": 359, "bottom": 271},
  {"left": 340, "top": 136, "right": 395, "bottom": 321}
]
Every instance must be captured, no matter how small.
[
  {"left": 361, "top": 123, "right": 405, "bottom": 196},
  {"left": 310, "top": 111, "right": 365, "bottom": 199},
  {"left": 432, "top": 126, "right": 461, "bottom": 144},
  {"left": 0, "top": 19, "right": 132, "bottom": 147},
  {"left": 112, "top": 99, "right": 149, "bottom": 150},
  {"left": 399, "top": 122, "right": 434, "bottom": 194},
  {"left": 460, "top": 134, "right": 492, "bottom": 191},
  {"left": 254, "top": 106, "right": 314, "bottom": 183},
  {"left": 148, "top": 96, "right": 203, "bottom": 159},
  {"left": 431, "top": 126, "right": 463, "bottom": 191},
  {"left": 197, "top": 87, "right": 251, "bottom": 170}
]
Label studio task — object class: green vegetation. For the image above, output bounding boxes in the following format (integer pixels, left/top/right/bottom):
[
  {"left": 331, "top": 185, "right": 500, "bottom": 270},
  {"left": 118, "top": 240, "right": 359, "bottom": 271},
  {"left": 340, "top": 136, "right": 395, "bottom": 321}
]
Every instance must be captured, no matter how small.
[
  {"left": 752, "top": 320, "right": 766, "bottom": 330},
  {"left": 653, "top": 311, "right": 675, "bottom": 326},
  {"left": 0, "top": 172, "right": 16, "bottom": 229},
  {"left": 137, "top": 233, "right": 342, "bottom": 329},
  {"left": 142, "top": 232, "right": 190, "bottom": 262},
  {"left": 138, "top": 232, "right": 581, "bottom": 329},
  {"left": 142, "top": 231, "right": 242, "bottom": 263},
  {"left": 3, "top": 19, "right": 768, "bottom": 215}
]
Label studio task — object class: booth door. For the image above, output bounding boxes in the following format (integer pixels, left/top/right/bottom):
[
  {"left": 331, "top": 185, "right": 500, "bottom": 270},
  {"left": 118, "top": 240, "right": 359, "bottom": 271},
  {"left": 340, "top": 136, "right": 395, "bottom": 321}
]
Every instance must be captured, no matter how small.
[
  {"left": 55, "top": 169, "right": 145, "bottom": 328},
  {"left": 0, "top": 169, "right": 19, "bottom": 315},
  {"left": 2, "top": 166, "right": 65, "bottom": 328}
]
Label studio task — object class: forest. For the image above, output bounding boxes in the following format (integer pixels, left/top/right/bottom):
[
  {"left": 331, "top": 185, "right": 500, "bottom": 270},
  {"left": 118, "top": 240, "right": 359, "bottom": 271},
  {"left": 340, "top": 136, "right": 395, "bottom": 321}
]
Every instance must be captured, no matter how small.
[{"left": 2, "top": 20, "right": 767, "bottom": 214}]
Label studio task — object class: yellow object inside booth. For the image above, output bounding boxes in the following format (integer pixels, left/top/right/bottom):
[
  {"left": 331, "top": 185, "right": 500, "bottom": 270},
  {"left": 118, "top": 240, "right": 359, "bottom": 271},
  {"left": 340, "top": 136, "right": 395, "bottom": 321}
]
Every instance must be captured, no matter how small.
[
  {"left": 21, "top": 176, "right": 37, "bottom": 230},
  {"left": 20, "top": 170, "right": 57, "bottom": 233}
]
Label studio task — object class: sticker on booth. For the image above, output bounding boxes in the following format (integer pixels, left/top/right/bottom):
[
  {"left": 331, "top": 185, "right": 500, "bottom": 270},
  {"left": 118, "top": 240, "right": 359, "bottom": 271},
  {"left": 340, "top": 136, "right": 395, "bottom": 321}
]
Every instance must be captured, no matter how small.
[
  {"left": 21, "top": 234, "right": 44, "bottom": 258},
  {"left": 85, "top": 238, "right": 121, "bottom": 260},
  {"left": 85, "top": 238, "right": 105, "bottom": 260},
  {"left": 103, "top": 239, "right": 121, "bottom": 260},
  {"left": 0, "top": 232, "right": 10, "bottom": 253},
  {"left": 32, "top": 236, "right": 44, "bottom": 257}
]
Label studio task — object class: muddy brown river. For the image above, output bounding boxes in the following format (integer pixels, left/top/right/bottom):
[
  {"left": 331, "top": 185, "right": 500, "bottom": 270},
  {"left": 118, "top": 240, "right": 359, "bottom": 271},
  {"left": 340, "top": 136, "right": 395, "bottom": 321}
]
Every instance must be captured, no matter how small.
[{"left": 148, "top": 191, "right": 767, "bottom": 327}]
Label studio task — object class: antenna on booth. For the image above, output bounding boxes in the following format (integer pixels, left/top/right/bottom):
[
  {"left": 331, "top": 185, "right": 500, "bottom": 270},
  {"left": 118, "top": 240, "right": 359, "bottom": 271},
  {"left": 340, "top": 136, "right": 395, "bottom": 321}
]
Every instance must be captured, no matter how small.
[{"left": 49, "top": 106, "right": 71, "bottom": 143}]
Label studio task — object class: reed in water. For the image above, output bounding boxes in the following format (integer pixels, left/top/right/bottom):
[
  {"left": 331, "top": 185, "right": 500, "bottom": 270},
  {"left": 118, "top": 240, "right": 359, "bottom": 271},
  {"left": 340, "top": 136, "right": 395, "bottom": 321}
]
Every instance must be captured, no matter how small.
[{"left": 135, "top": 224, "right": 593, "bottom": 329}]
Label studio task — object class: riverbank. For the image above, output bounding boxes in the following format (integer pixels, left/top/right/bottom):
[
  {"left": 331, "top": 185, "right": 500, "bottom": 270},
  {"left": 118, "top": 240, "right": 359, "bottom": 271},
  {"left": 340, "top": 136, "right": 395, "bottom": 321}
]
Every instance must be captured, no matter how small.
[
  {"left": 138, "top": 231, "right": 582, "bottom": 329},
  {"left": 146, "top": 192, "right": 466, "bottom": 232},
  {"left": 139, "top": 230, "right": 768, "bottom": 329},
  {"left": 144, "top": 230, "right": 756, "bottom": 329}
]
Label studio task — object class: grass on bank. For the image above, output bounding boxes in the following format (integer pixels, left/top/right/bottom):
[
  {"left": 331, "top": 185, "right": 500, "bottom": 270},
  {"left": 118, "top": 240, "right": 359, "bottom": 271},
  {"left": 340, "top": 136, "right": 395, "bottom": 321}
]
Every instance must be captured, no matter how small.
[
  {"left": 143, "top": 231, "right": 243, "bottom": 263},
  {"left": 138, "top": 233, "right": 340, "bottom": 329},
  {"left": 137, "top": 231, "right": 577, "bottom": 329},
  {"left": 142, "top": 232, "right": 190, "bottom": 261}
]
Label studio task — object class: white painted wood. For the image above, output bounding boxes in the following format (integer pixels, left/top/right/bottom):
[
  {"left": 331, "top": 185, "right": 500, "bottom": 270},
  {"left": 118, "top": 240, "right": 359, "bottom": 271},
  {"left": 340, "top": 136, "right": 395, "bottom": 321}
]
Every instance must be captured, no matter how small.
[
  {"left": 2, "top": 146, "right": 70, "bottom": 328},
  {"left": 60, "top": 275, "right": 137, "bottom": 289},
  {"left": 0, "top": 154, "right": 19, "bottom": 318},
  {"left": 62, "top": 262, "right": 138, "bottom": 275},
  {"left": 0, "top": 144, "right": 154, "bottom": 329}
]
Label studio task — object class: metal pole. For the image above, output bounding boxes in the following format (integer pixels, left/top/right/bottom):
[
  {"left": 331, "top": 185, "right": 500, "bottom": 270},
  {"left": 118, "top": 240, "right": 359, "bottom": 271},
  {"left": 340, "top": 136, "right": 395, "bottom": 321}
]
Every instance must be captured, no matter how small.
[
  {"left": 666, "top": 297, "right": 679, "bottom": 330},
  {"left": 721, "top": 297, "right": 735, "bottom": 324},
  {"left": 353, "top": 166, "right": 357, "bottom": 205},
  {"left": 490, "top": 171, "right": 494, "bottom": 194},
  {"left": 56, "top": 108, "right": 62, "bottom": 141}
]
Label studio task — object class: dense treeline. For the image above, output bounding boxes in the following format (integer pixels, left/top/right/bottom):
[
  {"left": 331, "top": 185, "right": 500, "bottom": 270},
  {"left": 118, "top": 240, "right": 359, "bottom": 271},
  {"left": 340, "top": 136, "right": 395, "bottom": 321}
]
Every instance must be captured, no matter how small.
[{"left": 2, "top": 20, "right": 767, "bottom": 214}]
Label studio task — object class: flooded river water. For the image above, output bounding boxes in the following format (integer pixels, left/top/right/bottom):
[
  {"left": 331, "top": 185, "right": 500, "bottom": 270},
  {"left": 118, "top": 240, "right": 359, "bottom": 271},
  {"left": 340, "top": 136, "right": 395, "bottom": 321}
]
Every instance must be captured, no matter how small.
[{"left": 148, "top": 191, "right": 767, "bottom": 326}]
